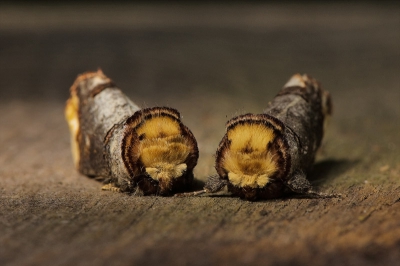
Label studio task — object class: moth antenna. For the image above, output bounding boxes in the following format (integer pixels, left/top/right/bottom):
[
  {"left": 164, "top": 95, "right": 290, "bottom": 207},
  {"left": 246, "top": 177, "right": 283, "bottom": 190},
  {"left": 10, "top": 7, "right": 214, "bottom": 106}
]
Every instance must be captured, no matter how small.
[
  {"left": 174, "top": 190, "right": 207, "bottom": 197},
  {"left": 293, "top": 190, "right": 342, "bottom": 199}
]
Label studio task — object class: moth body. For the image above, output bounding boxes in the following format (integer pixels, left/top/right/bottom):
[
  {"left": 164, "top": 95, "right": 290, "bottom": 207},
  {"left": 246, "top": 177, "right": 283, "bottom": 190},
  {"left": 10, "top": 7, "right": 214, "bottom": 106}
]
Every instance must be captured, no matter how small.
[
  {"left": 206, "top": 74, "right": 332, "bottom": 201},
  {"left": 105, "top": 107, "right": 198, "bottom": 195},
  {"left": 65, "top": 71, "right": 198, "bottom": 196}
]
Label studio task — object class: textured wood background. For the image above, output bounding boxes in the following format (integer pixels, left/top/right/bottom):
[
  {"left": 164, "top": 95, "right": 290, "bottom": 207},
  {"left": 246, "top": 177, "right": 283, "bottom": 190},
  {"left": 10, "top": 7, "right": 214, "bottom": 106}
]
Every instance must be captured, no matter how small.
[{"left": 0, "top": 3, "right": 399, "bottom": 265}]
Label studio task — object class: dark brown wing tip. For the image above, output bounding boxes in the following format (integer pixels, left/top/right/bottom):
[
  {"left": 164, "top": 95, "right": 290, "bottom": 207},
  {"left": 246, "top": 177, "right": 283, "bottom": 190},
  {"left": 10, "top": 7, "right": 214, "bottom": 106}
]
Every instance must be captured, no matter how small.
[
  {"left": 225, "top": 113, "right": 284, "bottom": 132},
  {"left": 141, "top": 106, "right": 181, "bottom": 120},
  {"left": 125, "top": 106, "right": 183, "bottom": 129}
]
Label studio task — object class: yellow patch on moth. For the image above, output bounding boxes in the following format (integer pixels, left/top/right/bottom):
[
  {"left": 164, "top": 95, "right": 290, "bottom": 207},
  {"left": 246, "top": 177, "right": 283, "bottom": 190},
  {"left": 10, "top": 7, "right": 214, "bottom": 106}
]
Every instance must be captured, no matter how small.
[
  {"left": 228, "top": 172, "right": 270, "bottom": 188},
  {"left": 140, "top": 137, "right": 191, "bottom": 167},
  {"left": 65, "top": 94, "right": 80, "bottom": 168},
  {"left": 223, "top": 123, "right": 278, "bottom": 188},
  {"left": 137, "top": 116, "right": 191, "bottom": 181},
  {"left": 284, "top": 74, "right": 305, "bottom": 88},
  {"left": 228, "top": 123, "right": 275, "bottom": 152},
  {"left": 146, "top": 163, "right": 187, "bottom": 182},
  {"left": 136, "top": 116, "right": 181, "bottom": 139}
]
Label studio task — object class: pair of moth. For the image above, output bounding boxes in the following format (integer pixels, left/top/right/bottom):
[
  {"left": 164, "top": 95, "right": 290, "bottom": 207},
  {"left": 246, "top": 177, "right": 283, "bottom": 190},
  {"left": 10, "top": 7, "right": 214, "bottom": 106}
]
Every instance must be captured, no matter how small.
[{"left": 65, "top": 70, "right": 332, "bottom": 201}]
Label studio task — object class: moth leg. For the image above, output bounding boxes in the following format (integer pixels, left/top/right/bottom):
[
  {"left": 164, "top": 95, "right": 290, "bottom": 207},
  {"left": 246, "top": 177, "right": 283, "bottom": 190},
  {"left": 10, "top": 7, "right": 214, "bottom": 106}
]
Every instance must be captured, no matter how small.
[
  {"left": 286, "top": 171, "right": 313, "bottom": 194},
  {"left": 204, "top": 174, "right": 228, "bottom": 193},
  {"left": 101, "top": 183, "right": 121, "bottom": 192},
  {"left": 174, "top": 175, "right": 228, "bottom": 197},
  {"left": 286, "top": 171, "right": 340, "bottom": 198},
  {"left": 174, "top": 190, "right": 207, "bottom": 197}
]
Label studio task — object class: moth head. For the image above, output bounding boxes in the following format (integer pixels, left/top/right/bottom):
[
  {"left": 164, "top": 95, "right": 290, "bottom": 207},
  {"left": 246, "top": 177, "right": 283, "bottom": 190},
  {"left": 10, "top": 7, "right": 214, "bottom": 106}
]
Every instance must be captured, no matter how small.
[
  {"left": 145, "top": 163, "right": 188, "bottom": 183},
  {"left": 216, "top": 114, "right": 290, "bottom": 189},
  {"left": 122, "top": 107, "right": 198, "bottom": 195}
]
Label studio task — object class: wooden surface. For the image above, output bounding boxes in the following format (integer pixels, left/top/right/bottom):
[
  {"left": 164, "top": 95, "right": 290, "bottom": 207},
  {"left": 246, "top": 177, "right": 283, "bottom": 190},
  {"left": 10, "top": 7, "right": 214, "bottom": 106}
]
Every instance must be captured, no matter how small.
[{"left": 0, "top": 3, "right": 399, "bottom": 265}]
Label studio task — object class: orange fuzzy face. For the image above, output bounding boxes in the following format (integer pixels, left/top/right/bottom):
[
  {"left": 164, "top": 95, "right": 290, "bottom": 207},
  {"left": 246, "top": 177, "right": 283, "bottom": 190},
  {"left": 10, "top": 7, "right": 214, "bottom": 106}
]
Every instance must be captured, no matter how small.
[
  {"left": 136, "top": 115, "right": 192, "bottom": 182},
  {"left": 121, "top": 107, "right": 198, "bottom": 193},
  {"left": 216, "top": 114, "right": 290, "bottom": 190},
  {"left": 221, "top": 123, "right": 278, "bottom": 188}
]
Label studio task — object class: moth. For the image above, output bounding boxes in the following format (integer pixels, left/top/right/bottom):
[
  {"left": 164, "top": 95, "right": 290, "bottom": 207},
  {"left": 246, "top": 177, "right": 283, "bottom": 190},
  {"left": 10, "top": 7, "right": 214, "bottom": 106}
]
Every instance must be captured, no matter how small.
[
  {"left": 65, "top": 70, "right": 198, "bottom": 196},
  {"left": 185, "top": 74, "right": 332, "bottom": 201}
]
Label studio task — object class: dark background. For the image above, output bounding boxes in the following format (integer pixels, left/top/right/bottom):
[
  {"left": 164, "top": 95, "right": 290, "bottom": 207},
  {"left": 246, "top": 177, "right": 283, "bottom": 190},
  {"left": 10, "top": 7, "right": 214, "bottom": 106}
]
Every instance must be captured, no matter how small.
[{"left": 0, "top": 2, "right": 399, "bottom": 265}]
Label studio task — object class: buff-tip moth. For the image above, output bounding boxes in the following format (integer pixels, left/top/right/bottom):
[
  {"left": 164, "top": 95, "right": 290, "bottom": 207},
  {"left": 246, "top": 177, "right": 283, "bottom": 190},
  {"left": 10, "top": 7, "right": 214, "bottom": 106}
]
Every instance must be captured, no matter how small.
[
  {"left": 65, "top": 70, "right": 198, "bottom": 196},
  {"left": 179, "top": 74, "right": 333, "bottom": 201}
]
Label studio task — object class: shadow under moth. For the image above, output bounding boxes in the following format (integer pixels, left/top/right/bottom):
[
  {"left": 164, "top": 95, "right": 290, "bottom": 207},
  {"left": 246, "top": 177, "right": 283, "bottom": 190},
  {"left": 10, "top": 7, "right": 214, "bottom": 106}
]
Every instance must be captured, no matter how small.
[
  {"left": 183, "top": 74, "right": 333, "bottom": 201},
  {"left": 65, "top": 70, "right": 198, "bottom": 196}
]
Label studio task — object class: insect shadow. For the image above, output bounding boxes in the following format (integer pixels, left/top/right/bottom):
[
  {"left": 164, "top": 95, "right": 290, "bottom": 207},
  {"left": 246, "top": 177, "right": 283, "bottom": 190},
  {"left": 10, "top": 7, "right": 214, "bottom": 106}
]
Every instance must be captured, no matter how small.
[
  {"left": 192, "top": 177, "right": 206, "bottom": 191},
  {"left": 308, "top": 158, "right": 360, "bottom": 185},
  {"left": 188, "top": 159, "right": 359, "bottom": 199}
]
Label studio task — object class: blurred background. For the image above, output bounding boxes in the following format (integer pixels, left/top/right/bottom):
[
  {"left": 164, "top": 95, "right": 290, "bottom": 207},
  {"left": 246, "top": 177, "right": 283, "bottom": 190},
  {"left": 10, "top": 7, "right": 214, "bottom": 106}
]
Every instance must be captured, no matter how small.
[
  {"left": 0, "top": 2, "right": 399, "bottom": 265},
  {"left": 1, "top": 1, "right": 398, "bottom": 169}
]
